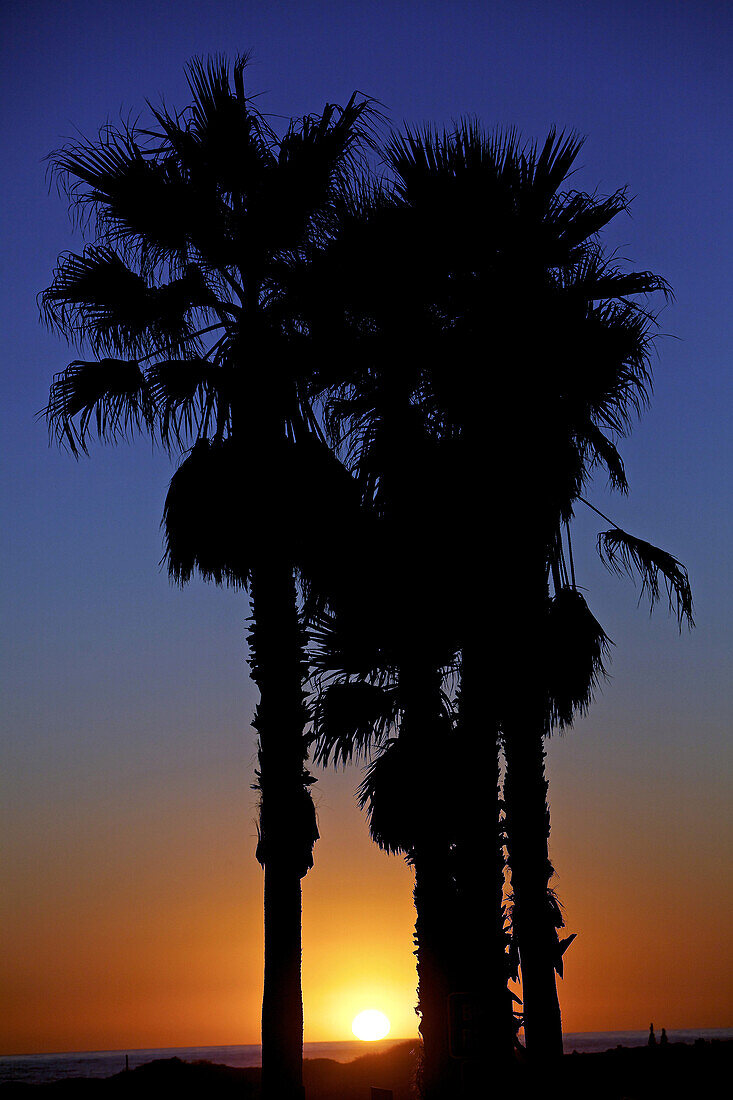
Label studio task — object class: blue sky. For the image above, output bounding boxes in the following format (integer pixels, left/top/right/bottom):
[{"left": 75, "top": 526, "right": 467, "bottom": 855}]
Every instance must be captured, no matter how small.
[{"left": 1, "top": 1, "right": 731, "bottom": 1050}]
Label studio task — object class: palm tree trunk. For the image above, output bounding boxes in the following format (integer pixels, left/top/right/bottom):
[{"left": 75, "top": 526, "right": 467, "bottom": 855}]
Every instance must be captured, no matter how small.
[
  {"left": 450, "top": 423, "right": 516, "bottom": 1092},
  {"left": 261, "top": 859, "right": 305, "bottom": 1099},
  {"left": 412, "top": 844, "right": 460, "bottom": 1100},
  {"left": 454, "top": 639, "right": 516, "bottom": 1096},
  {"left": 502, "top": 544, "right": 563, "bottom": 1063},
  {"left": 399, "top": 660, "right": 462, "bottom": 1100},
  {"left": 250, "top": 558, "right": 314, "bottom": 1100},
  {"left": 503, "top": 722, "right": 563, "bottom": 1061}
]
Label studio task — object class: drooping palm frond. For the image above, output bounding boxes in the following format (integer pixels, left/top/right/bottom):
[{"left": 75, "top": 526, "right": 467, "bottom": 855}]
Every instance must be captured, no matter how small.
[
  {"left": 42, "top": 247, "right": 148, "bottom": 345},
  {"left": 553, "top": 931, "right": 577, "bottom": 979},
  {"left": 254, "top": 776, "right": 320, "bottom": 879},
  {"left": 146, "top": 355, "right": 234, "bottom": 447},
  {"left": 549, "top": 186, "right": 629, "bottom": 256},
  {"left": 558, "top": 246, "right": 672, "bottom": 304},
  {"left": 359, "top": 715, "right": 457, "bottom": 859},
  {"left": 279, "top": 429, "right": 377, "bottom": 616},
  {"left": 312, "top": 680, "right": 399, "bottom": 766},
  {"left": 546, "top": 587, "right": 612, "bottom": 729},
  {"left": 164, "top": 428, "right": 356, "bottom": 590},
  {"left": 575, "top": 422, "right": 628, "bottom": 494},
  {"left": 41, "top": 246, "right": 218, "bottom": 357},
  {"left": 597, "top": 526, "right": 694, "bottom": 626},
  {"left": 358, "top": 738, "right": 417, "bottom": 855},
  {"left": 44, "top": 358, "right": 151, "bottom": 455},
  {"left": 544, "top": 889, "right": 576, "bottom": 978},
  {"left": 568, "top": 298, "right": 656, "bottom": 436},
  {"left": 253, "top": 748, "right": 319, "bottom": 878},
  {"left": 162, "top": 437, "right": 250, "bottom": 586}
]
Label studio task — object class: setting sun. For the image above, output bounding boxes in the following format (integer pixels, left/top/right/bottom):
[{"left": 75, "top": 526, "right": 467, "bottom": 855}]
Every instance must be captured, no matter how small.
[{"left": 351, "top": 1010, "right": 391, "bottom": 1042}]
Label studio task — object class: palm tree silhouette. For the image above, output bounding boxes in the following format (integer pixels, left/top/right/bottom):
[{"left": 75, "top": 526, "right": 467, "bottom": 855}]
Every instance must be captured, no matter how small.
[
  {"left": 41, "top": 56, "right": 375, "bottom": 1099},
  {"left": 312, "top": 609, "right": 461, "bottom": 1099},
  {"left": 308, "top": 416, "right": 466, "bottom": 1099},
  {"left": 361, "top": 123, "right": 692, "bottom": 1065}
]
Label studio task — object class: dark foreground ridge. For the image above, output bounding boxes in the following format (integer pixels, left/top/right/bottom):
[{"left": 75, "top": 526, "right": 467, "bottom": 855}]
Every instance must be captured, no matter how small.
[{"left": 2, "top": 1039, "right": 731, "bottom": 1099}]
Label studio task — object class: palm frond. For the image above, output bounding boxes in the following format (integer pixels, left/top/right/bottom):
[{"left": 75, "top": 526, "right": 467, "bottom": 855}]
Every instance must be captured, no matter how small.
[
  {"left": 245, "top": 93, "right": 380, "bottom": 261},
  {"left": 49, "top": 126, "right": 193, "bottom": 271},
  {"left": 312, "top": 681, "right": 398, "bottom": 766},
  {"left": 163, "top": 429, "right": 344, "bottom": 587},
  {"left": 358, "top": 738, "right": 416, "bottom": 855},
  {"left": 185, "top": 53, "right": 273, "bottom": 146},
  {"left": 597, "top": 527, "right": 694, "bottom": 626},
  {"left": 577, "top": 299, "right": 656, "bottom": 433},
  {"left": 527, "top": 128, "right": 584, "bottom": 200},
  {"left": 576, "top": 423, "right": 628, "bottom": 494},
  {"left": 554, "top": 932, "right": 577, "bottom": 979},
  {"left": 546, "top": 588, "right": 612, "bottom": 728},
  {"left": 551, "top": 187, "right": 629, "bottom": 251},
  {"left": 42, "top": 246, "right": 148, "bottom": 347},
  {"left": 162, "top": 437, "right": 250, "bottom": 586},
  {"left": 43, "top": 358, "right": 151, "bottom": 455},
  {"left": 41, "top": 246, "right": 212, "bottom": 357},
  {"left": 309, "top": 608, "right": 392, "bottom": 683},
  {"left": 555, "top": 242, "right": 672, "bottom": 302},
  {"left": 572, "top": 267, "right": 671, "bottom": 304},
  {"left": 177, "top": 55, "right": 278, "bottom": 197},
  {"left": 146, "top": 356, "right": 234, "bottom": 447}
]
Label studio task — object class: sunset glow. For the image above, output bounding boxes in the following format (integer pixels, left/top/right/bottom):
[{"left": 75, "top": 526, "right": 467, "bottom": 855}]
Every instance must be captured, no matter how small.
[{"left": 2, "top": 0, "right": 731, "bottom": 1067}]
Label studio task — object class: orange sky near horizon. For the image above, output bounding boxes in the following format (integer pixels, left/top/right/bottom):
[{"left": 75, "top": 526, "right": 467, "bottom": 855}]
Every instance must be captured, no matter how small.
[{"left": 2, "top": 729, "right": 731, "bottom": 1056}]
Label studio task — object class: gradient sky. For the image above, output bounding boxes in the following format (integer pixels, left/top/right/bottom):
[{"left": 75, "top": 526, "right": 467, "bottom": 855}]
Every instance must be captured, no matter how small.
[{"left": 1, "top": 0, "right": 731, "bottom": 1055}]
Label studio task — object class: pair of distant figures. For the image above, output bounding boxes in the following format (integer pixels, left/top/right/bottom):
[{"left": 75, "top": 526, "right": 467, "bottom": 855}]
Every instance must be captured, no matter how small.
[{"left": 648, "top": 1024, "right": 669, "bottom": 1046}]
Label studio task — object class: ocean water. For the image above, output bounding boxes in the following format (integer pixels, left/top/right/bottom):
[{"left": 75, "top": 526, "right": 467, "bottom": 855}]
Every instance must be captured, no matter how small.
[
  {"left": 561, "top": 1028, "right": 732, "bottom": 1054},
  {"left": 0, "top": 1041, "right": 392, "bottom": 1087},
  {"left": 1, "top": 1030, "right": 731, "bottom": 1087}
]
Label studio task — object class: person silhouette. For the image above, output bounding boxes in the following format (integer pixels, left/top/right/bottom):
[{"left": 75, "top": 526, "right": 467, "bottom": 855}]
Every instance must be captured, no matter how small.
[
  {"left": 660, "top": 1028, "right": 668, "bottom": 1046},
  {"left": 648, "top": 1023, "right": 656, "bottom": 1046}
]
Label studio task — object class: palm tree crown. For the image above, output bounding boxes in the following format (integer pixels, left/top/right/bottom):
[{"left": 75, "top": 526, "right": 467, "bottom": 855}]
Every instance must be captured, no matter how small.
[
  {"left": 306, "top": 121, "right": 692, "bottom": 1077},
  {"left": 43, "top": 55, "right": 375, "bottom": 465},
  {"left": 41, "top": 56, "right": 377, "bottom": 1100}
]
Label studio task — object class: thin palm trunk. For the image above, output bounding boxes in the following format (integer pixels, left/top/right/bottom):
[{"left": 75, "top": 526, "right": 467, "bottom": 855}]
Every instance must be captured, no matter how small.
[
  {"left": 502, "top": 548, "right": 563, "bottom": 1063},
  {"left": 412, "top": 846, "right": 459, "bottom": 1099},
  {"left": 503, "top": 724, "right": 562, "bottom": 1060},
  {"left": 398, "top": 660, "right": 461, "bottom": 1100},
  {"left": 452, "top": 428, "right": 515, "bottom": 1090},
  {"left": 381, "top": 658, "right": 455, "bottom": 1098},
  {"left": 454, "top": 635, "right": 516, "bottom": 1096},
  {"left": 261, "top": 861, "right": 304, "bottom": 1098},
  {"left": 250, "top": 559, "right": 312, "bottom": 1100}
]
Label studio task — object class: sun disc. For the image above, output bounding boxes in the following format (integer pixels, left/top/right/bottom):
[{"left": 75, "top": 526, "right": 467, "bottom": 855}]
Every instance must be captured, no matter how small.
[{"left": 352, "top": 1009, "right": 391, "bottom": 1041}]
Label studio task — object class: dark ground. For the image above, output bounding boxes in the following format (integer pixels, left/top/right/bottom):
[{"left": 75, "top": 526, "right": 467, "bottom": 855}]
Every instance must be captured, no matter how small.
[{"left": 1, "top": 1038, "right": 730, "bottom": 1099}]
